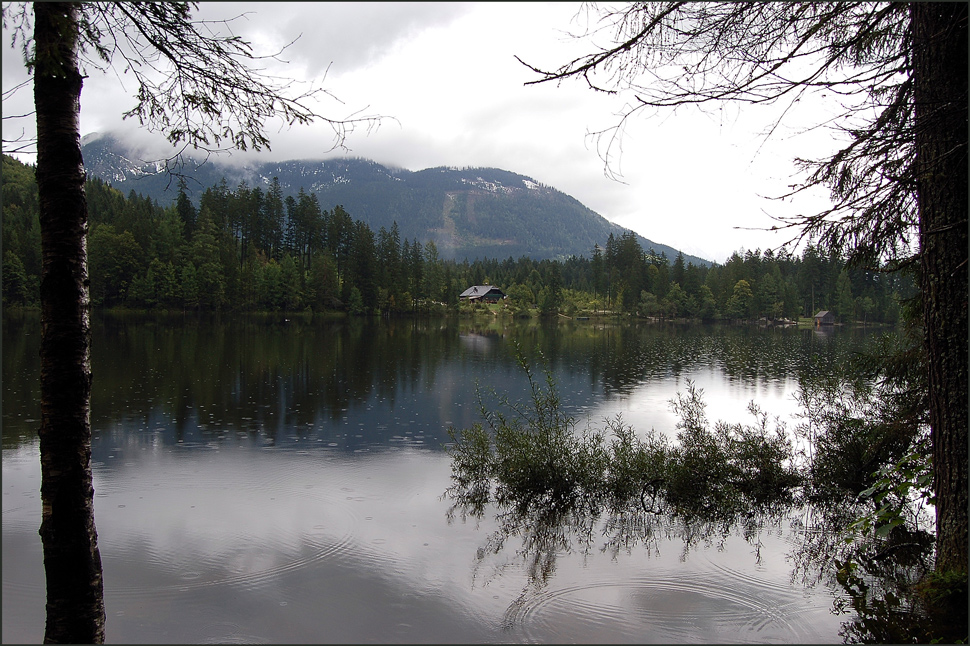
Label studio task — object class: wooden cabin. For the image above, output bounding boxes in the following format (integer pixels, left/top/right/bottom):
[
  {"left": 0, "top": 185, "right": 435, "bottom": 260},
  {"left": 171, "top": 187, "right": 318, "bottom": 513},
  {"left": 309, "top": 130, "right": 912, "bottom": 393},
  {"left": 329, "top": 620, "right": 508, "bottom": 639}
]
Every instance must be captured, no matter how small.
[
  {"left": 459, "top": 285, "right": 506, "bottom": 302},
  {"left": 814, "top": 310, "right": 835, "bottom": 326}
]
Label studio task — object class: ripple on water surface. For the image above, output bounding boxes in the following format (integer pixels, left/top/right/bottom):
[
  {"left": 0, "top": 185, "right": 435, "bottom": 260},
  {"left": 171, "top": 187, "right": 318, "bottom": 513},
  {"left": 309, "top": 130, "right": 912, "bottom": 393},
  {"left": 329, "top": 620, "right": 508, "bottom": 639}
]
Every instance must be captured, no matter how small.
[
  {"left": 503, "top": 530, "right": 841, "bottom": 644},
  {"left": 507, "top": 575, "right": 832, "bottom": 643},
  {"left": 198, "top": 621, "right": 273, "bottom": 644},
  {"left": 96, "top": 449, "right": 368, "bottom": 602}
]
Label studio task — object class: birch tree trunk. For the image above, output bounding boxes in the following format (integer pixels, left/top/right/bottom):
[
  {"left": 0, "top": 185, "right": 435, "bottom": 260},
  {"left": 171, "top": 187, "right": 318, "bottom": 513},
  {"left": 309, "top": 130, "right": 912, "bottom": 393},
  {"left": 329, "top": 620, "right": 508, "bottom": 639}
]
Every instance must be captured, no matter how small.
[{"left": 34, "top": 3, "right": 106, "bottom": 642}]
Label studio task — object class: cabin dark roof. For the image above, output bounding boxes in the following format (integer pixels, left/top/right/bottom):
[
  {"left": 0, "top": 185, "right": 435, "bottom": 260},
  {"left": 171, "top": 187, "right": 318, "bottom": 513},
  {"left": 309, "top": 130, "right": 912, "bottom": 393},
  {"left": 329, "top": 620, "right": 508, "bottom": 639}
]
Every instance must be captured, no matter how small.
[{"left": 459, "top": 285, "right": 505, "bottom": 299}]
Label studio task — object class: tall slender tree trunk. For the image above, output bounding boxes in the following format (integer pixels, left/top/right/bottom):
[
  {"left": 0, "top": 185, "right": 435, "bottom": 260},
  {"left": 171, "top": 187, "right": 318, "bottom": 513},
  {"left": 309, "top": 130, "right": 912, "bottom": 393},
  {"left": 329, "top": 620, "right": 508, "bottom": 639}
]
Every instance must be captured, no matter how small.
[
  {"left": 34, "top": 3, "right": 106, "bottom": 642},
  {"left": 913, "top": 2, "right": 969, "bottom": 576}
]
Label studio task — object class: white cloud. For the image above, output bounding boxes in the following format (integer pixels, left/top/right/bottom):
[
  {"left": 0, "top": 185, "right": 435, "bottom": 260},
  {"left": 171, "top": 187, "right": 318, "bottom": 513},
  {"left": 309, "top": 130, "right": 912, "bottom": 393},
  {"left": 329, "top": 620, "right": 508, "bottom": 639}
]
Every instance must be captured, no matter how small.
[{"left": 2, "top": 1, "right": 838, "bottom": 264}]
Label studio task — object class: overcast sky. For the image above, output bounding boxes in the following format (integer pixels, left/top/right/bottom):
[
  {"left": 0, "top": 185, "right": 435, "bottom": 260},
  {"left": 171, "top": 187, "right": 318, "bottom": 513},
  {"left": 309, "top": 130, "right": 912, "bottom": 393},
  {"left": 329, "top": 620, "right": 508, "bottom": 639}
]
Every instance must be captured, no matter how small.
[{"left": 2, "top": 2, "right": 841, "bottom": 264}]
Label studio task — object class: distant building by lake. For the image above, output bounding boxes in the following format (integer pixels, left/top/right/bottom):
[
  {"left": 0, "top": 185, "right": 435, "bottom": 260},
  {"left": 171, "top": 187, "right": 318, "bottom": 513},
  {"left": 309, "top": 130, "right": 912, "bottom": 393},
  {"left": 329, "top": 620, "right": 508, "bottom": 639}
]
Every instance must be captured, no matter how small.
[
  {"left": 814, "top": 310, "right": 835, "bottom": 326},
  {"left": 459, "top": 285, "right": 506, "bottom": 302}
]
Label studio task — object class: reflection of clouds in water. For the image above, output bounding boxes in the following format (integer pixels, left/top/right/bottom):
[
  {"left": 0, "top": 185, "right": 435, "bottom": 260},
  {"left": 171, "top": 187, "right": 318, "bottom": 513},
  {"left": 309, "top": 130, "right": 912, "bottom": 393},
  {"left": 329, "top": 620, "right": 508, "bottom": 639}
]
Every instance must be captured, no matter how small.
[
  {"left": 485, "top": 515, "right": 842, "bottom": 643},
  {"left": 509, "top": 575, "right": 827, "bottom": 643},
  {"left": 458, "top": 332, "right": 501, "bottom": 354},
  {"left": 584, "top": 367, "right": 803, "bottom": 441},
  {"left": 3, "top": 445, "right": 510, "bottom": 642},
  {"left": 90, "top": 450, "right": 484, "bottom": 590},
  {"left": 4, "top": 443, "right": 845, "bottom": 642},
  {"left": 2, "top": 322, "right": 884, "bottom": 643}
]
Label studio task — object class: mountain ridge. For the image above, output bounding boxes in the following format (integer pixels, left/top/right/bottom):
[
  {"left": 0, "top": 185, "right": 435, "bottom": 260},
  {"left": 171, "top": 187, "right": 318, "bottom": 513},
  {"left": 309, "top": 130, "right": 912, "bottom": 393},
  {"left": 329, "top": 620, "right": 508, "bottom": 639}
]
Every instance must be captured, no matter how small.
[{"left": 81, "top": 132, "right": 711, "bottom": 266}]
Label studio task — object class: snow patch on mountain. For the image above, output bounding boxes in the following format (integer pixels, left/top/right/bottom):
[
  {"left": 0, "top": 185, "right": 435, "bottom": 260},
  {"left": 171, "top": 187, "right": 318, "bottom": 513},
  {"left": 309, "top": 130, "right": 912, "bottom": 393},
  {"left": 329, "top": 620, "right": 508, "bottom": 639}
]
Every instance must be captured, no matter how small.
[{"left": 460, "top": 177, "right": 516, "bottom": 195}]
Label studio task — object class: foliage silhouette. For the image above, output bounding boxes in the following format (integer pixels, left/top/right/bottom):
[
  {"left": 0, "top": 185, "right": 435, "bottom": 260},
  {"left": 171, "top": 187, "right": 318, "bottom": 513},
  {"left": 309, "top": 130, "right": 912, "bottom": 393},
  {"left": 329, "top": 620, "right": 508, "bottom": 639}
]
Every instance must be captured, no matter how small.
[{"left": 445, "top": 345, "right": 963, "bottom": 641}]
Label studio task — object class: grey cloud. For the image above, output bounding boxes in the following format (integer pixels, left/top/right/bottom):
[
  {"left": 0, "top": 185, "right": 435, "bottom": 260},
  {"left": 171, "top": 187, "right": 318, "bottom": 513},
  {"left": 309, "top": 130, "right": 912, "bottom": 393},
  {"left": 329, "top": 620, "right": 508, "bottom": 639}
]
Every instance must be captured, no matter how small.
[{"left": 194, "top": 3, "right": 473, "bottom": 79}]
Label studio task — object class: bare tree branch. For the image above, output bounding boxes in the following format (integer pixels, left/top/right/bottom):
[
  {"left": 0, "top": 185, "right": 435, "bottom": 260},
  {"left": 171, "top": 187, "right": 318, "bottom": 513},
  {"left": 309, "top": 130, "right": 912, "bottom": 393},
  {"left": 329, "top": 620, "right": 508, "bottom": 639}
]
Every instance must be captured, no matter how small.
[
  {"left": 2, "top": 2, "right": 387, "bottom": 163},
  {"left": 516, "top": 2, "right": 919, "bottom": 267}
]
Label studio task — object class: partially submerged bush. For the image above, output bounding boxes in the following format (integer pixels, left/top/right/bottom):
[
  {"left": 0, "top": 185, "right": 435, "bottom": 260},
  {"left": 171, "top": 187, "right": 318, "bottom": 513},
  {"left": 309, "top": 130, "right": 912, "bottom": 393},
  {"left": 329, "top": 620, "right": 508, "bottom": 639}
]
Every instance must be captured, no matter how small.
[
  {"left": 445, "top": 345, "right": 801, "bottom": 533},
  {"left": 445, "top": 344, "right": 954, "bottom": 640},
  {"left": 447, "top": 347, "right": 609, "bottom": 521}
]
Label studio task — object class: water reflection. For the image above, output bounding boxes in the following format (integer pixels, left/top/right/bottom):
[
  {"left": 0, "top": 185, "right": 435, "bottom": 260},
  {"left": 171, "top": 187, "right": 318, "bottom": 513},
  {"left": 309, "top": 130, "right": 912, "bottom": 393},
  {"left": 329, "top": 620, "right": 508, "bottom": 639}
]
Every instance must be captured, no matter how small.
[
  {"left": 3, "top": 312, "right": 885, "bottom": 643},
  {"left": 4, "top": 443, "right": 514, "bottom": 643},
  {"left": 4, "top": 312, "right": 875, "bottom": 454},
  {"left": 447, "top": 489, "right": 842, "bottom": 643},
  {"left": 443, "top": 342, "right": 952, "bottom": 644}
]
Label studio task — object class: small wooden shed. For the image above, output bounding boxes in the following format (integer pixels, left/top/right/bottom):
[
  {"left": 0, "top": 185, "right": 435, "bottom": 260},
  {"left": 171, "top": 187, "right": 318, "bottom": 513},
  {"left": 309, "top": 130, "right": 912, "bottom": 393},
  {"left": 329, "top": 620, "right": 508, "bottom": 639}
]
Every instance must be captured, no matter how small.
[{"left": 814, "top": 310, "right": 835, "bottom": 326}]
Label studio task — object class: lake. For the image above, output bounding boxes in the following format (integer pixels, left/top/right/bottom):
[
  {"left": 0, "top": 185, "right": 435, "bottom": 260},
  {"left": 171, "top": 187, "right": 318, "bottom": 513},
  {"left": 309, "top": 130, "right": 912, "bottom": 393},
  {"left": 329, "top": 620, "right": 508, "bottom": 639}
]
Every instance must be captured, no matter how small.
[{"left": 3, "top": 312, "right": 880, "bottom": 643}]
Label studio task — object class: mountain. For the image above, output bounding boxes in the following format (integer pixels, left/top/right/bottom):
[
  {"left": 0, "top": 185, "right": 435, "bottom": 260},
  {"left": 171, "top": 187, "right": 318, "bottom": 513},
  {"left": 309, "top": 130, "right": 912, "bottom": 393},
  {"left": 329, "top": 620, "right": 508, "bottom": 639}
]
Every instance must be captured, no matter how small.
[{"left": 81, "top": 132, "right": 710, "bottom": 265}]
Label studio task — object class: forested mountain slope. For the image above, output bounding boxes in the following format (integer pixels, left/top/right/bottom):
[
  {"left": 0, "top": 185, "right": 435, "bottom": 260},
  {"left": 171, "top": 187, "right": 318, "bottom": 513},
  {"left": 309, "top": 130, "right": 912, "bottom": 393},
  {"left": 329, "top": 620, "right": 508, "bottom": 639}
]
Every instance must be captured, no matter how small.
[
  {"left": 80, "top": 132, "right": 708, "bottom": 264},
  {"left": 4, "top": 152, "right": 912, "bottom": 321}
]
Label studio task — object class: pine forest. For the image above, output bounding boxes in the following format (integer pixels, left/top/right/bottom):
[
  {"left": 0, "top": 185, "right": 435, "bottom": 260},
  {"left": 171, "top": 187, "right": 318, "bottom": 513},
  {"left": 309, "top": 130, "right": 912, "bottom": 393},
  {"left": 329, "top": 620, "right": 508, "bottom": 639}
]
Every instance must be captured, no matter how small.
[{"left": 2, "top": 154, "right": 915, "bottom": 323}]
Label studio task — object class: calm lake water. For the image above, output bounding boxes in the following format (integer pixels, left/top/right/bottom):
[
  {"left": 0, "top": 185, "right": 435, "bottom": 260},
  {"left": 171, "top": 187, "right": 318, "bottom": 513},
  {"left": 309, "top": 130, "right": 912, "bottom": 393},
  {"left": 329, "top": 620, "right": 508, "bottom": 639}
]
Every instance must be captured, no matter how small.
[{"left": 3, "top": 312, "right": 882, "bottom": 643}]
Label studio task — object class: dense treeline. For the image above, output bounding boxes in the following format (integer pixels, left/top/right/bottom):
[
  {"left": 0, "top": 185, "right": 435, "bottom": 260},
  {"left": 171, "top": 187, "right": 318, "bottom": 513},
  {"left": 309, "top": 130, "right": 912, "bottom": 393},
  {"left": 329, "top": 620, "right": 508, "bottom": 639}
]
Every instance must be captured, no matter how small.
[{"left": 2, "top": 154, "right": 914, "bottom": 322}]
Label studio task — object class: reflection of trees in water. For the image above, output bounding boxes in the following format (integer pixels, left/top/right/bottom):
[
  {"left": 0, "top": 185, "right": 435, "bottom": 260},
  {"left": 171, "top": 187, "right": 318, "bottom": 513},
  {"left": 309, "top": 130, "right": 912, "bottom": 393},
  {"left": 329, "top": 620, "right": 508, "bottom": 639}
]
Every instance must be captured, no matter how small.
[
  {"left": 444, "top": 352, "right": 960, "bottom": 643},
  {"left": 3, "top": 314, "right": 887, "bottom": 451},
  {"left": 83, "top": 314, "right": 462, "bottom": 444},
  {"left": 6, "top": 313, "right": 958, "bottom": 637},
  {"left": 522, "top": 321, "right": 879, "bottom": 397},
  {"left": 1, "top": 312, "right": 40, "bottom": 448}
]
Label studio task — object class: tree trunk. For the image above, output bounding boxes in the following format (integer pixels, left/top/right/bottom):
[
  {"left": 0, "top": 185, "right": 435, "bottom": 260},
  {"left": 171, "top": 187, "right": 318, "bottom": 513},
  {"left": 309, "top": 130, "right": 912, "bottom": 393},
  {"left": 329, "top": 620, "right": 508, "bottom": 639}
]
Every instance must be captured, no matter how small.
[
  {"left": 34, "top": 3, "right": 107, "bottom": 642},
  {"left": 913, "top": 2, "right": 969, "bottom": 576}
]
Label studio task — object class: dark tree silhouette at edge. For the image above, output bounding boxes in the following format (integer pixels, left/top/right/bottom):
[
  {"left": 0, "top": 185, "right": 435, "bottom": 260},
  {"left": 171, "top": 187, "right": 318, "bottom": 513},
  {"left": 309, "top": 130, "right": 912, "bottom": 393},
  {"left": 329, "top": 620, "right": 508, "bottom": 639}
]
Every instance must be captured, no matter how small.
[
  {"left": 33, "top": 4, "right": 105, "bottom": 642},
  {"left": 518, "top": 1, "right": 966, "bottom": 576},
  {"left": 4, "top": 2, "right": 382, "bottom": 641}
]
